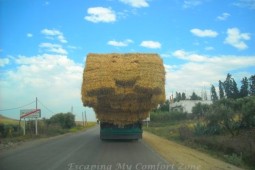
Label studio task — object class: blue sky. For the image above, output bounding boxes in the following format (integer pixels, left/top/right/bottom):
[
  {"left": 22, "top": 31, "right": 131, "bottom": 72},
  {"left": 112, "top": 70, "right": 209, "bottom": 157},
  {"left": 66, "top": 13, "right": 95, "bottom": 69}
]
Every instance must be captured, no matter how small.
[{"left": 0, "top": 0, "right": 255, "bottom": 121}]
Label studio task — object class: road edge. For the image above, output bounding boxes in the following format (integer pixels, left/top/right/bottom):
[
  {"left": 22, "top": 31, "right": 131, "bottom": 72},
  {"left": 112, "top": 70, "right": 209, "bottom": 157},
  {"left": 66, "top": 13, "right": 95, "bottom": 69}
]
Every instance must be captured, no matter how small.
[{"left": 143, "top": 131, "right": 243, "bottom": 170}]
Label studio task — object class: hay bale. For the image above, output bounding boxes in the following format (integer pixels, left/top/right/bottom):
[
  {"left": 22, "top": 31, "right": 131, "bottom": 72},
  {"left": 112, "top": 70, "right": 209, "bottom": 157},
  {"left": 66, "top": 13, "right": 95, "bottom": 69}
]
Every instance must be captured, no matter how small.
[{"left": 81, "top": 53, "right": 165, "bottom": 126}]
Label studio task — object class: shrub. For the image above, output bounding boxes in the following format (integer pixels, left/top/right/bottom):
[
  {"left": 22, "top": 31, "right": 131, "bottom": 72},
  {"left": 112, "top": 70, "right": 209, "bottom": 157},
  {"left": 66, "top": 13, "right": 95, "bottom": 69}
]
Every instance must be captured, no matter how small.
[
  {"left": 224, "top": 153, "right": 243, "bottom": 166},
  {"left": 150, "top": 111, "right": 187, "bottom": 122},
  {"left": 194, "top": 122, "right": 222, "bottom": 136},
  {"left": 202, "top": 96, "right": 255, "bottom": 136},
  {"left": 179, "top": 125, "right": 193, "bottom": 140},
  {"left": 49, "top": 112, "right": 75, "bottom": 129},
  {"left": 0, "top": 124, "right": 21, "bottom": 138},
  {"left": 192, "top": 102, "right": 210, "bottom": 118}
]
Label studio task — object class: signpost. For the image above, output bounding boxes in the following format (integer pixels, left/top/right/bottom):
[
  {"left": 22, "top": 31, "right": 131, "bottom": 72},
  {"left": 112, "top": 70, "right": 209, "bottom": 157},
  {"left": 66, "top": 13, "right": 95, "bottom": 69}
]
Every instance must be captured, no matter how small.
[
  {"left": 20, "top": 109, "right": 41, "bottom": 119},
  {"left": 144, "top": 113, "right": 150, "bottom": 128},
  {"left": 20, "top": 109, "right": 41, "bottom": 135}
]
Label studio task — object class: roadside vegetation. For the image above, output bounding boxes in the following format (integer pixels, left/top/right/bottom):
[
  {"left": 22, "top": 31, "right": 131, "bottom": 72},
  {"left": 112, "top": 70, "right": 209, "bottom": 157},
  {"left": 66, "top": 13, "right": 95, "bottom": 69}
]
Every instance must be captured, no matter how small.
[
  {"left": 144, "top": 74, "right": 255, "bottom": 169},
  {"left": 0, "top": 112, "right": 96, "bottom": 149}
]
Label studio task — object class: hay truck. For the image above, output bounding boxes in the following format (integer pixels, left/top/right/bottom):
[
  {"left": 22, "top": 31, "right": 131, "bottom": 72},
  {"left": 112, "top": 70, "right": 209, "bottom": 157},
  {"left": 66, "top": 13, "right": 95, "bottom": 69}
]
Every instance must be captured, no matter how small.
[{"left": 81, "top": 53, "right": 165, "bottom": 139}]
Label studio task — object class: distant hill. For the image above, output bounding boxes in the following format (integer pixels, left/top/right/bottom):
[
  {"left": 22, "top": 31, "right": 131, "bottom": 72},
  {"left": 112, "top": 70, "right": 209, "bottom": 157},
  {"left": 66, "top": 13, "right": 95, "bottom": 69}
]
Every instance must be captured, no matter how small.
[{"left": 0, "top": 114, "right": 19, "bottom": 125}]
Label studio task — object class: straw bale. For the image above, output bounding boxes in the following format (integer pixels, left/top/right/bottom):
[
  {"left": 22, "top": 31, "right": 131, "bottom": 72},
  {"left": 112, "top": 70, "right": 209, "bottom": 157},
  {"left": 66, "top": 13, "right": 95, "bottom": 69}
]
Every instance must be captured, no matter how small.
[{"left": 81, "top": 53, "right": 165, "bottom": 126}]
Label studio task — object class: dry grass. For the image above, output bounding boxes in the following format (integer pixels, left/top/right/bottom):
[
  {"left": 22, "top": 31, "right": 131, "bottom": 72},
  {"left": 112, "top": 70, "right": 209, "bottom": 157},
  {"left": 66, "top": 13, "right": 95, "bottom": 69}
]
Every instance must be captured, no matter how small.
[
  {"left": 81, "top": 53, "right": 165, "bottom": 126},
  {"left": 0, "top": 115, "right": 19, "bottom": 125},
  {"left": 143, "top": 131, "right": 243, "bottom": 170}
]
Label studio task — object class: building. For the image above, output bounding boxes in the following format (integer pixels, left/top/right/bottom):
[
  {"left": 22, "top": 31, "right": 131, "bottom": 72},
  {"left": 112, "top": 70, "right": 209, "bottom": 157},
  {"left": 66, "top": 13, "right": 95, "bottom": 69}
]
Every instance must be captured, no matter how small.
[{"left": 169, "top": 100, "right": 212, "bottom": 114}]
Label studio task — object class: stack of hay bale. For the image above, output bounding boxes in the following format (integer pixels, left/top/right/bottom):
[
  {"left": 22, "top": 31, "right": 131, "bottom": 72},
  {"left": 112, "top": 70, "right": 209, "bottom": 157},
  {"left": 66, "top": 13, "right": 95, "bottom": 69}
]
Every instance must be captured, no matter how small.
[{"left": 81, "top": 53, "right": 165, "bottom": 126}]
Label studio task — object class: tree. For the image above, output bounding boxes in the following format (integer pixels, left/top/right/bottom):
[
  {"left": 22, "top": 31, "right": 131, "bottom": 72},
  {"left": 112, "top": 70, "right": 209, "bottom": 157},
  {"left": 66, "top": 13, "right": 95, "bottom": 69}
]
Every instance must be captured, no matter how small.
[
  {"left": 204, "top": 96, "right": 255, "bottom": 136},
  {"left": 232, "top": 79, "right": 239, "bottom": 99},
  {"left": 206, "top": 99, "right": 237, "bottom": 136},
  {"left": 250, "top": 75, "right": 255, "bottom": 96},
  {"left": 219, "top": 80, "right": 225, "bottom": 99},
  {"left": 50, "top": 112, "right": 75, "bottom": 129},
  {"left": 192, "top": 102, "right": 210, "bottom": 118},
  {"left": 239, "top": 96, "right": 255, "bottom": 128},
  {"left": 175, "top": 92, "right": 182, "bottom": 102},
  {"left": 224, "top": 73, "right": 233, "bottom": 99},
  {"left": 190, "top": 92, "right": 202, "bottom": 100},
  {"left": 159, "top": 100, "right": 170, "bottom": 112},
  {"left": 239, "top": 77, "right": 249, "bottom": 98},
  {"left": 181, "top": 92, "right": 186, "bottom": 100},
  {"left": 223, "top": 73, "right": 239, "bottom": 99},
  {"left": 210, "top": 85, "right": 218, "bottom": 102}
]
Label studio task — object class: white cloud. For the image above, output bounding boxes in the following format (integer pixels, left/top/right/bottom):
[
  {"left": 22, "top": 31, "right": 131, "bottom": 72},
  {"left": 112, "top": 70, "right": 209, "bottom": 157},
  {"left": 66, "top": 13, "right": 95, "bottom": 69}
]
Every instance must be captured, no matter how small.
[
  {"left": 205, "top": 46, "right": 214, "bottom": 51},
  {"left": 0, "top": 58, "right": 10, "bottom": 67},
  {"left": 173, "top": 50, "right": 209, "bottom": 62},
  {"left": 119, "top": 0, "right": 149, "bottom": 8},
  {"left": 41, "top": 29, "right": 67, "bottom": 43},
  {"left": 233, "top": 0, "right": 255, "bottom": 9},
  {"left": 190, "top": 28, "right": 218, "bottom": 38},
  {"left": 161, "top": 54, "right": 171, "bottom": 58},
  {"left": 39, "top": 43, "right": 68, "bottom": 55},
  {"left": 224, "top": 27, "right": 250, "bottom": 50},
  {"left": 183, "top": 0, "right": 202, "bottom": 8},
  {"left": 140, "top": 41, "right": 161, "bottom": 49},
  {"left": 0, "top": 54, "right": 96, "bottom": 120},
  {"left": 164, "top": 50, "right": 255, "bottom": 98},
  {"left": 27, "top": 33, "right": 33, "bottom": 38},
  {"left": 85, "top": 7, "right": 116, "bottom": 23},
  {"left": 217, "top": 12, "right": 230, "bottom": 20},
  {"left": 107, "top": 39, "right": 133, "bottom": 47}
]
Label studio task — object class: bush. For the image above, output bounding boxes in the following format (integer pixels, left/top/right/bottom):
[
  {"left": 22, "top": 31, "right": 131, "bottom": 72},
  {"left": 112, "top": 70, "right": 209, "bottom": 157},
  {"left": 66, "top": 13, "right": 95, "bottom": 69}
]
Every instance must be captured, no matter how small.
[
  {"left": 49, "top": 112, "right": 75, "bottom": 129},
  {"left": 192, "top": 102, "right": 210, "bottom": 118},
  {"left": 179, "top": 125, "right": 193, "bottom": 140},
  {"left": 0, "top": 124, "right": 22, "bottom": 138},
  {"left": 224, "top": 153, "right": 243, "bottom": 166},
  {"left": 201, "top": 96, "right": 255, "bottom": 136},
  {"left": 150, "top": 111, "right": 187, "bottom": 122},
  {"left": 194, "top": 122, "right": 222, "bottom": 136}
]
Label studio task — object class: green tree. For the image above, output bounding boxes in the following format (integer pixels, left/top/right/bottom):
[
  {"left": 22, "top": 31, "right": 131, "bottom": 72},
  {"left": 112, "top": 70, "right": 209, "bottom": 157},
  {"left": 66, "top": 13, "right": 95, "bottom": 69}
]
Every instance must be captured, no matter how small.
[
  {"left": 223, "top": 73, "right": 239, "bottom": 99},
  {"left": 50, "top": 112, "right": 75, "bottom": 129},
  {"left": 192, "top": 102, "right": 210, "bottom": 118},
  {"left": 224, "top": 73, "right": 233, "bottom": 98},
  {"left": 239, "top": 96, "right": 255, "bottom": 128},
  {"left": 181, "top": 92, "right": 186, "bottom": 100},
  {"left": 159, "top": 100, "right": 170, "bottom": 112},
  {"left": 232, "top": 79, "right": 239, "bottom": 99},
  {"left": 190, "top": 92, "right": 202, "bottom": 100},
  {"left": 175, "top": 92, "right": 182, "bottom": 102},
  {"left": 210, "top": 85, "right": 218, "bottom": 102},
  {"left": 239, "top": 77, "right": 249, "bottom": 98},
  {"left": 204, "top": 97, "right": 255, "bottom": 136},
  {"left": 219, "top": 80, "right": 225, "bottom": 99},
  {"left": 249, "top": 75, "right": 255, "bottom": 96}
]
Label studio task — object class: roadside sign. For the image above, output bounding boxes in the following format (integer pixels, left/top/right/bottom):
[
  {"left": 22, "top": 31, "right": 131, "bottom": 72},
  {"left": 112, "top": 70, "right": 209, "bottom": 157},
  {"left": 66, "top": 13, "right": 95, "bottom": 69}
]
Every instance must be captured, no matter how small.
[{"left": 20, "top": 109, "right": 41, "bottom": 119}]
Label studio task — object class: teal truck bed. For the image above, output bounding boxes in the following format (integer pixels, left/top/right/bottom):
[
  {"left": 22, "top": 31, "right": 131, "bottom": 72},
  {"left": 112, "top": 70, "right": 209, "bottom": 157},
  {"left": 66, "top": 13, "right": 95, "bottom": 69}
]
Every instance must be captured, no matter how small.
[{"left": 100, "top": 122, "right": 142, "bottom": 140}]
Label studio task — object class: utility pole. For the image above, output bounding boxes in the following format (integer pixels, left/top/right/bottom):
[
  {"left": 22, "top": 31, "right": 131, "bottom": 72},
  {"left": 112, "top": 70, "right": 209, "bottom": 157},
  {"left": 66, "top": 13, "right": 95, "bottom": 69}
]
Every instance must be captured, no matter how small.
[
  {"left": 24, "top": 118, "right": 26, "bottom": 135},
  {"left": 82, "top": 112, "right": 85, "bottom": 127},
  {"left": 35, "top": 97, "right": 38, "bottom": 135},
  {"left": 84, "top": 111, "right": 87, "bottom": 126},
  {"left": 71, "top": 106, "right": 73, "bottom": 114}
]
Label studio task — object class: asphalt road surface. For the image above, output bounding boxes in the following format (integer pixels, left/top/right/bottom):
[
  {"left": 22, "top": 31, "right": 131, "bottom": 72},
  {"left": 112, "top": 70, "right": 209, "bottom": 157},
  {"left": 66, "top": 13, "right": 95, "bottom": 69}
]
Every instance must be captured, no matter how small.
[{"left": 0, "top": 126, "right": 174, "bottom": 170}]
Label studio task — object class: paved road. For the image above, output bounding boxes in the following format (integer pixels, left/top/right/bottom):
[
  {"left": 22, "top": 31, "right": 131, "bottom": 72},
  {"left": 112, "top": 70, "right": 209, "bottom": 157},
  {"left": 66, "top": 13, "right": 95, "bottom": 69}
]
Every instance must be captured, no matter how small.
[{"left": 0, "top": 126, "right": 174, "bottom": 170}]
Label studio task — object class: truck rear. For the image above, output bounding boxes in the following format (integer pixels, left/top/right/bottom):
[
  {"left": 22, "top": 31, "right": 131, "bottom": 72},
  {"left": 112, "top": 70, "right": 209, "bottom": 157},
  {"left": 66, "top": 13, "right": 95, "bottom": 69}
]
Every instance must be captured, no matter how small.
[{"left": 100, "top": 121, "right": 142, "bottom": 140}]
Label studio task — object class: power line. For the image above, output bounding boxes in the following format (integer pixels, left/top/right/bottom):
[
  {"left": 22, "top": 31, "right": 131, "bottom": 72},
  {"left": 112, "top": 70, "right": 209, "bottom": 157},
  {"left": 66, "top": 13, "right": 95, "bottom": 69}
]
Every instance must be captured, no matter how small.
[
  {"left": 37, "top": 99, "right": 54, "bottom": 114},
  {"left": 0, "top": 101, "right": 35, "bottom": 111}
]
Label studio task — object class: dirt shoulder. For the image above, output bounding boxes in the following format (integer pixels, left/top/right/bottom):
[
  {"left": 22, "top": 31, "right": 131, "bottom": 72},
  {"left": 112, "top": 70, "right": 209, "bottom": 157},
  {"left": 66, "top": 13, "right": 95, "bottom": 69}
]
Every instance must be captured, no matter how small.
[{"left": 143, "top": 131, "right": 243, "bottom": 170}]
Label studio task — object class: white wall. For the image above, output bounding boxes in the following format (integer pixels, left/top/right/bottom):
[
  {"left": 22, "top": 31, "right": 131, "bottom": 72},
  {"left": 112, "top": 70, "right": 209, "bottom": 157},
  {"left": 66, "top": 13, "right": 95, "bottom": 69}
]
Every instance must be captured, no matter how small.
[{"left": 169, "top": 100, "right": 212, "bottom": 114}]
